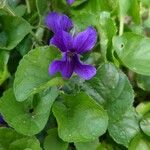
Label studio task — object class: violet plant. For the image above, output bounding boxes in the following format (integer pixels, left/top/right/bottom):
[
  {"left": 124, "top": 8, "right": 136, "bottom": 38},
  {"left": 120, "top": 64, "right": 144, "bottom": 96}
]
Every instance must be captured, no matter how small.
[{"left": 0, "top": 0, "right": 150, "bottom": 149}]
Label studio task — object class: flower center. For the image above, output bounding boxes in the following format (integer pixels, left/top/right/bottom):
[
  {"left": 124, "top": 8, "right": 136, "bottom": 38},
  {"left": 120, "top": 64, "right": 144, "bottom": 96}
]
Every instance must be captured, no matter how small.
[{"left": 67, "top": 51, "right": 75, "bottom": 60}]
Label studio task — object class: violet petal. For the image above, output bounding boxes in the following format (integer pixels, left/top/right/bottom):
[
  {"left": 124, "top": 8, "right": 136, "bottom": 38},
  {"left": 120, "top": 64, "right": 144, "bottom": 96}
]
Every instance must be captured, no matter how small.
[
  {"left": 45, "top": 12, "right": 73, "bottom": 33},
  {"left": 67, "top": 0, "right": 75, "bottom": 5},
  {"left": 49, "top": 54, "right": 75, "bottom": 79},
  {"left": 74, "top": 56, "right": 96, "bottom": 80},
  {"left": 50, "top": 31, "right": 73, "bottom": 52},
  {"left": 73, "top": 27, "right": 97, "bottom": 54},
  {"left": 49, "top": 60, "right": 63, "bottom": 75},
  {"left": 61, "top": 58, "right": 75, "bottom": 79}
]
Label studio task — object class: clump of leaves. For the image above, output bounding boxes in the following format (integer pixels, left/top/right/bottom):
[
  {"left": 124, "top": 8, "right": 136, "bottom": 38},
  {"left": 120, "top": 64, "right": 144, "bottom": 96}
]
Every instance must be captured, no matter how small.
[{"left": 0, "top": 0, "right": 150, "bottom": 149}]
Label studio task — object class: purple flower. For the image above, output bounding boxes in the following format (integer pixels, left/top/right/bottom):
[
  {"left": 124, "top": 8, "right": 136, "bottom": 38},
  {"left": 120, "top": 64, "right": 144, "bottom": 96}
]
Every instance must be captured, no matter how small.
[
  {"left": 45, "top": 12, "right": 73, "bottom": 33},
  {"left": 66, "top": 0, "right": 75, "bottom": 5},
  {"left": 49, "top": 27, "right": 97, "bottom": 80},
  {"left": 45, "top": 12, "right": 97, "bottom": 80}
]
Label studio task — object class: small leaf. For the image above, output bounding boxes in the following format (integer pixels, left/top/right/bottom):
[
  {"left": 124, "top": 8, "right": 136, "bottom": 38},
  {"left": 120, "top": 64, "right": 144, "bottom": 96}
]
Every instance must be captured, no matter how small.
[
  {"left": 129, "top": 134, "right": 150, "bottom": 150},
  {"left": 140, "top": 112, "right": 150, "bottom": 137},
  {"left": 0, "top": 15, "right": 32, "bottom": 50},
  {"left": 44, "top": 128, "right": 68, "bottom": 150},
  {"left": 98, "top": 11, "right": 117, "bottom": 61},
  {"left": 52, "top": 92, "right": 108, "bottom": 142},
  {"left": 13, "top": 5, "right": 27, "bottom": 17},
  {"left": 113, "top": 33, "right": 150, "bottom": 76},
  {"left": 8, "top": 137, "right": 41, "bottom": 150},
  {"left": 14, "top": 46, "right": 63, "bottom": 101},
  {"left": 0, "top": 88, "right": 58, "bottom": 136}
]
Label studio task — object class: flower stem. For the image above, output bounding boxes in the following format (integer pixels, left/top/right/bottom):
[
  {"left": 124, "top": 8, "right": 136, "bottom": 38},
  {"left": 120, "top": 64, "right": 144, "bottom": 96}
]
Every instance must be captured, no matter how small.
[
  {"left": 119, "top": 16, "right": 124, "bottom": 36},
  {"left": 25, "top": 0, "right": 31, "bottom": 14}
]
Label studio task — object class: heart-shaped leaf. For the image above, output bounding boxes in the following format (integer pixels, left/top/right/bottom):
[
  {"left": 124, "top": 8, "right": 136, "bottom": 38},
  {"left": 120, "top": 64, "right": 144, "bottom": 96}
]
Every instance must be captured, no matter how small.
[
  {"left": 113, "top": 33, "right": 150, "bottom": 76},
  {"left": 0, "top": 88, "right": 58, "bottom": 136},
  {"left": 80, "top": 63, "right": 139, "bottom": 147},
  {"left": 14, "top": 46, "right": 63, "bottom": 101},
  {"left": 52, "top": 92, "right": 108, "bottom": 142},
  {"left": 0, "top": 15, "right": 32, "bottom": 50}
]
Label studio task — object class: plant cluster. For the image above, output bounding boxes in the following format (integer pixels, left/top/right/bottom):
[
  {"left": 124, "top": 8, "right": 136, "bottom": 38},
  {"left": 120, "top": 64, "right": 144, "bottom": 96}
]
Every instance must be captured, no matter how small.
[{"left": 0, "top": 0, "right": 150, "bottom": 149}]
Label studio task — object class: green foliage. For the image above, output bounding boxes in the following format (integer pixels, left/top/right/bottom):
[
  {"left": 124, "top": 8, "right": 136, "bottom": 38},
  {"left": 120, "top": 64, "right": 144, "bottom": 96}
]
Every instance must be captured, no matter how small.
[{"left": 0, "top": 0, "right": 150, "bottom": 149}]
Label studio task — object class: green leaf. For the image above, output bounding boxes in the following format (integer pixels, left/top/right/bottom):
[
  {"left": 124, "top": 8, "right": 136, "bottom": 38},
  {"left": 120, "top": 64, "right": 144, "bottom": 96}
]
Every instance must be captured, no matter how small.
[
  {"left": 0, "top": 15, "right": 32, "bottom": 50},
  {"left": 137, "top": 74, "right": 150, "bottom": 91},
  {"left": 98, "top": 11, "right": 117, "bottom": 61},
  {"left": 52, "top": 92, "right": 108, "bottom": 143},
  {"left": 44, "top": 128, "right": 68, "bottom": 150},
  {"left": 0, "top": 88, "right": 59, "bottom": 136},
  {"left": 0, "top": 51, "right": 9, "bottom": 85},
  {"left": 129, "top": 134, "right": 150, "bottom": 150},
  {"left": 140, "top": 112, "right": 150, "bottom": 137},
  {"left": 113, "top": 33, "right": 150, "bottom": 76},
  {"left": 14, "top": 46, "right": 63, "bottom": 101},
  {"left": 8, "top": 137, "right": 41, "bottom": 150},
  {"left": 80, "top": 63, "right": 139, "bottom": 147},
  {"left": 0, "top": 128, "right": 23, "bottom": 149},
  {"left": 13, "top": 5, "right": 26, "bottom": 17},
  {"left": 75, "top": 139, "right": 100, "bottom": 150}
]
